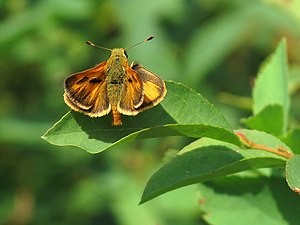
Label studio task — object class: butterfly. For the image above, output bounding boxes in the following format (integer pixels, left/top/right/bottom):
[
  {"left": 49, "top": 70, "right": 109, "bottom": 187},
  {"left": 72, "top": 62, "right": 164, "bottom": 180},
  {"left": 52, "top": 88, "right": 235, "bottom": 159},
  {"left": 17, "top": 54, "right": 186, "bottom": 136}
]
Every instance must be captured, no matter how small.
[{"left": 63, "top": 36, "right": 167, "bottom": 126}]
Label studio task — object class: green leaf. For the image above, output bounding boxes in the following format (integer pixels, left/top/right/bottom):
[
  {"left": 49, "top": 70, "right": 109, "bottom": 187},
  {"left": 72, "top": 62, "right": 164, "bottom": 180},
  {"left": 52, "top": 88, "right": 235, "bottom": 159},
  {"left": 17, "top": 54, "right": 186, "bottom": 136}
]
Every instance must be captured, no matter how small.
[
  {"left": 42, "top": 81, "right": 239, "bottom": 153},
  {"left": 140, "top": 137, "right": 286, "bottom": 204},
  {"left": 198, "top": 176, "right": 300, "bottom": 225},
  {"left": 252, "top": 38, "right": 289, "bottom": 134},
  {"left": 242, "top": 104, "right": 284, "bottom": 136},
  {"left": 282, "top": 128, "right": 300, "bottom": 154},
  {"left": 286, "top": 155, "right": 300, "bottom": 194},
  {"left": 179, "top": 137, "right": 238, "bottom": 154}
]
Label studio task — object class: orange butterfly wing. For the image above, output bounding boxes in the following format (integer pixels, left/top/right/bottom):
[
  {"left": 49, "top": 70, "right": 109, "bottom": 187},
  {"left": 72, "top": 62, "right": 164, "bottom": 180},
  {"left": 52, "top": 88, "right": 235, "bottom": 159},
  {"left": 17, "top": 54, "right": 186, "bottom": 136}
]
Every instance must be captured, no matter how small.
[
  {"left": 64, "top": 62, "right": 111, "bottom": 117},
  {"left": 117, "top": 66, "right": 144, "bottom": 115},
  {"left": 131, "top": 64, "right": 166, "bottom": 112}
]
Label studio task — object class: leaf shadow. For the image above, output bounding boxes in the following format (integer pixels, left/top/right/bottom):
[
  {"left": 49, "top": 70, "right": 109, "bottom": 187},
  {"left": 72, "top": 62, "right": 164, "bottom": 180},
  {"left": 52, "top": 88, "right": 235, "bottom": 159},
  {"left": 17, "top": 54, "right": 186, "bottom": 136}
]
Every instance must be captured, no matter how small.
[{"left": 71, "top": 104, "right": 177, "bottom": 143}]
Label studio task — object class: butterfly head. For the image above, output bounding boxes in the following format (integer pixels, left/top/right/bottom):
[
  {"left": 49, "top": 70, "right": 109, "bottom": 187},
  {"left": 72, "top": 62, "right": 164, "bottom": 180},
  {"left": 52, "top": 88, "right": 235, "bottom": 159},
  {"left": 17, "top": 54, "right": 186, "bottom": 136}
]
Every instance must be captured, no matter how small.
[{"left": 107, "top": 48, "right": 129, "bottom": 67}]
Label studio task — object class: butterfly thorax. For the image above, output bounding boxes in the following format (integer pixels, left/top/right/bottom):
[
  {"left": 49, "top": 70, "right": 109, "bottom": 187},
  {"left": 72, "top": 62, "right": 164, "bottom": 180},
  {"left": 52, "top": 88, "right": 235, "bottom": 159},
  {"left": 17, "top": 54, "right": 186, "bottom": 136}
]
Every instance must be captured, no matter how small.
[{"left": 106, "top": 48, "right": 128, "bottom": 106}]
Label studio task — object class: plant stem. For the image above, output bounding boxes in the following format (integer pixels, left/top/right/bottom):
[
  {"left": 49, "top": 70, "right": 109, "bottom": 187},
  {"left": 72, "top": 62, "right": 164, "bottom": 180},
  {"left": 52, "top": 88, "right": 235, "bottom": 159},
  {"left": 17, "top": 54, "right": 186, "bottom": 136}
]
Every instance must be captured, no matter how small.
[{"left": 235, "top": 131, "right": 294, "bottom": 159}]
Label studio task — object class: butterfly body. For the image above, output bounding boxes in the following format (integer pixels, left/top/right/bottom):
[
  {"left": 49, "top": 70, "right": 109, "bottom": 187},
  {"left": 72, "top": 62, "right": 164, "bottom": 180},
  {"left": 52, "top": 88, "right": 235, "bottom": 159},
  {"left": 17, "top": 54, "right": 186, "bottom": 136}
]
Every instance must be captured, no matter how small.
[
  {"left": 64, "top": 42, "right": 166, "bottom": 126},
  {"left": 105, "top": 49, "right": 129, "bottom": 125}
]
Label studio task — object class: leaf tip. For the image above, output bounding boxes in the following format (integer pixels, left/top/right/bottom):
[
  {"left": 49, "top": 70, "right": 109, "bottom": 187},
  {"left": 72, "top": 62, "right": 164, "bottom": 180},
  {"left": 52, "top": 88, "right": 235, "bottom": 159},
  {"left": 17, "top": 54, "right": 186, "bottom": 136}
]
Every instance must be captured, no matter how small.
[
  {"left": 41, "top": 130, "right": 49, "bottom": 141},
  {"left": 139, "top": 197, "right": 152, "bottom": 205}
]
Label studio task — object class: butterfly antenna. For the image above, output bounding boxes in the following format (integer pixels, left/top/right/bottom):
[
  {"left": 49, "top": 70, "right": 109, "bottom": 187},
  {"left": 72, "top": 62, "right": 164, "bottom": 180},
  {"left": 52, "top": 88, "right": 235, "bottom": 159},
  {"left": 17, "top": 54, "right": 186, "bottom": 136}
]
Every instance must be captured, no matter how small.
[
  {"left": 86, "top": 41, "right": 112, "bottom": 51},
  {"left": 125, "top": 36, "right": 154, "bottom": 50}
]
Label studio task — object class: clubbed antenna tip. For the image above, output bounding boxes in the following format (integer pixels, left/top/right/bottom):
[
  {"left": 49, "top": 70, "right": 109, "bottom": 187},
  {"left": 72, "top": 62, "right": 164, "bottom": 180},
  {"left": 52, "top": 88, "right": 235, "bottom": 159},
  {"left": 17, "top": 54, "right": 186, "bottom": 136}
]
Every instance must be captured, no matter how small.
[{"left": 146, "top": 36, "right": 154, "bottom": 41}]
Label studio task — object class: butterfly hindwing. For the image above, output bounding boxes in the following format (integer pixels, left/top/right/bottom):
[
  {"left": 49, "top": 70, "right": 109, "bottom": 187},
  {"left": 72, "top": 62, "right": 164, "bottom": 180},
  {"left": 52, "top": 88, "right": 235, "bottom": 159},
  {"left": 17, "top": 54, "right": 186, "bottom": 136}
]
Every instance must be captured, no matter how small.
[
  {"left": 117, "top": 66, "right": 144, "bottom": 115},
  {"left": 131, "top": 64, "right": 166, "bottom": 112}
]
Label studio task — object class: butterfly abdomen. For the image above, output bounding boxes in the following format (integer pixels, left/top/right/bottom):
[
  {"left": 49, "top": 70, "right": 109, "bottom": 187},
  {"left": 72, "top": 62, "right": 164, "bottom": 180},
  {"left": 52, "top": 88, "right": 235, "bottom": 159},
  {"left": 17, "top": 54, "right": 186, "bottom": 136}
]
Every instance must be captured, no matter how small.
[{"left": 111, "top": 105, "right": 122, "bottom": 126}]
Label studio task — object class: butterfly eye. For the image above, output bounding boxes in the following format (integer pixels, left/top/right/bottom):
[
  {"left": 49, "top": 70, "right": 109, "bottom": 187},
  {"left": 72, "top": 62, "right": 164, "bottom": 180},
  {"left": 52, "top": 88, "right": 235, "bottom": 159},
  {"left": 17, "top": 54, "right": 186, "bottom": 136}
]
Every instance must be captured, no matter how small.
[{"left": 124, "top": 50, "right": 128, "bottom": 58}]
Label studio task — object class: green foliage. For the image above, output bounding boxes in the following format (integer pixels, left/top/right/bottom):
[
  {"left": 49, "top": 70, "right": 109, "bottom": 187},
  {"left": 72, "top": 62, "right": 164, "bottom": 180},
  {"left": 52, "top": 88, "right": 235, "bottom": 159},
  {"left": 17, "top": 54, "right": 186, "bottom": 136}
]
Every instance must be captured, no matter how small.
[
  {"left": 247, "top": 39, "right": 289, "bottom": 134},
  {"left": 286, "top": 155, "right": 300, "bottom": 193},
  {"left": 198, "top": 176, "right": 300, "bottom": 225},
  {"left": 242, "top": 104, "right": 284, "bottom": 135},
  {"left": 141, "top": 135, "right": 286, "bottom": 203},
  {"left": 42, "top": 81, "right": 239, "bottom": 153},
  {"left": 282, "top": 128, "right": 300, "bottom": 154},
  {"left": 2, "top": 1, "right": 300, "bottom": 225},
  {"left": 44, "top": 35, "right": 300, "bottom": 223}
]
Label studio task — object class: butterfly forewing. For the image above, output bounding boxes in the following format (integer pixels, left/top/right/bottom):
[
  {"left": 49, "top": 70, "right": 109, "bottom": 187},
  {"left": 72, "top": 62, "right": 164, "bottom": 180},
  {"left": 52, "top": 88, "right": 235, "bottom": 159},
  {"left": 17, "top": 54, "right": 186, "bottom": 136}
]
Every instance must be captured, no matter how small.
[
  {"left": 131, "top": 64, "right": 166, "bottom": 111},
  {"left": 64, "top": 62, "right": 111, "bottom": 117}
]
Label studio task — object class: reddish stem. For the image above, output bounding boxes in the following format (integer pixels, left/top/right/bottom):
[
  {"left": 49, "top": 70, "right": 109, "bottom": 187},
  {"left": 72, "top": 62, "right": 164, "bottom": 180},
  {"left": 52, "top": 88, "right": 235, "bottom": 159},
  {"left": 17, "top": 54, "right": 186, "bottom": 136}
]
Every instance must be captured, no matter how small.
[{"left": 235, "top": 131, "right": 293, "bottom": 159}]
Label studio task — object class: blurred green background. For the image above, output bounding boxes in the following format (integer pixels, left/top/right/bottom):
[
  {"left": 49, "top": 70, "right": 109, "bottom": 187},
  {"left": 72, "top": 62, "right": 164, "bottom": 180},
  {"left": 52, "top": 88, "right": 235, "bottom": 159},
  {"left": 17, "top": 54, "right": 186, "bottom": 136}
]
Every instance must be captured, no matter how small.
[{"left": 1, "top": 0, "right": 300, "bottom": 224}]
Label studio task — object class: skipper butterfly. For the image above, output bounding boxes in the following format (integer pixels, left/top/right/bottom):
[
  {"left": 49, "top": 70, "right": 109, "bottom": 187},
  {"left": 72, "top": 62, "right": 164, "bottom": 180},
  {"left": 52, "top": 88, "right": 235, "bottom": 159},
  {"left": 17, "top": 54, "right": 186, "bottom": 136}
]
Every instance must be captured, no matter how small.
[{"left": 64, "top": 36, "right": 166, "bottom": 126}]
